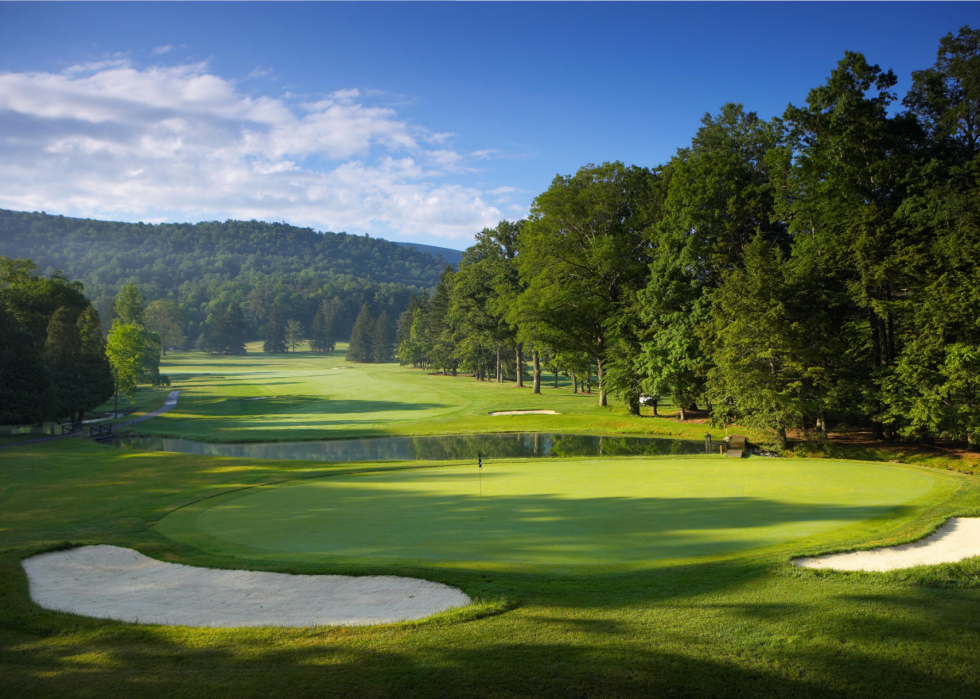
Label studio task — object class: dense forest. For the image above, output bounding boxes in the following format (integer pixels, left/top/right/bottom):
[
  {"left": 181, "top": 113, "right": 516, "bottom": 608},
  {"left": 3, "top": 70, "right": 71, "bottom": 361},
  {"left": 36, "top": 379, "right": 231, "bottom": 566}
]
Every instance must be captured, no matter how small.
[
  {"left": 0, "top": 211, "right": 451, "bottom": 344},
  {"left": 397, "top": 27, "right": 980, "bottom": 449}
]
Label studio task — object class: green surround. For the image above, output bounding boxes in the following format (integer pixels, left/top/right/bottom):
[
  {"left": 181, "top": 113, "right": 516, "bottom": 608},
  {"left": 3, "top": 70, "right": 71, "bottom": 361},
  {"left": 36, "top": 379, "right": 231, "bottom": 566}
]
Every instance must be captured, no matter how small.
[{"left": 156, "top": 456, "right": 949, "bottom": 572}]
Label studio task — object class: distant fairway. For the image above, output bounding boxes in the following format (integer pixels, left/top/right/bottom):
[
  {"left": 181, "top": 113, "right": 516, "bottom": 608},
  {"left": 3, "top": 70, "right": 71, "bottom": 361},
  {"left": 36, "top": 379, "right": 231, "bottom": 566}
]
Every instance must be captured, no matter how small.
[
  {"left": 143, "top": 343, "right": 717, "bottom": 442},
  {"left": 157, "top": 457, "right": 943, "bottom": 570}
]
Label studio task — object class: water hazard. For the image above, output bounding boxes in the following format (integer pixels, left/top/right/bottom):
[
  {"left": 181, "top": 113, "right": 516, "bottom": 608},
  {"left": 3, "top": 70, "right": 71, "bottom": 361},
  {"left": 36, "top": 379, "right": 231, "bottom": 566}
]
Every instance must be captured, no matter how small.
[{"left": 112, "top": 433, "right": 704, "bottom": 462}]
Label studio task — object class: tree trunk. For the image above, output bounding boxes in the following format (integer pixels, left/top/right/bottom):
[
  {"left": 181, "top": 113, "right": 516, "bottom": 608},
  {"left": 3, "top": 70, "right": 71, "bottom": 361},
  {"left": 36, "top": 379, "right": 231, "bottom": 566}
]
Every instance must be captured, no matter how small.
[
  {"left": 532, "top": 348, "right": 541, "bottom": 394},
  {"left": 651, "top": 399, "right": 659, "bottom": 417},
  {"left": 872, "top": 417, "right": 884, "bottom": 440},
  {"left": 553, "top": 370, "right": 559, "bottom": 389},
  {"left": 572, "top": 370, "right": 578, "bottom": 393},
  {"left": 627, "top": 392, "right": 639, "bottom": 416},
  {"left": 775, "top": 426, "right": 788, "bottom": 451},
  {"left": 496, "top": 350, "right": 502, "bottom": 383},
  {"left": 516, "top": 344, "right": 524, "bottom": 388},
  {"left": 597, "top": 358, "right": 606, "bottom": 407},
  {"left": 679, "top": 404, "right": 686, "bottom": 421}
]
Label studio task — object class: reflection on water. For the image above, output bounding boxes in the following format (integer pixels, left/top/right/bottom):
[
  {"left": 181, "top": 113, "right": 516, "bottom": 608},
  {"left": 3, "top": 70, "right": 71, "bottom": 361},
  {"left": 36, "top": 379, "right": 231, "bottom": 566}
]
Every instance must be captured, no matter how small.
[{"left": 112, "top": 433, "right": 703, "bottom": 462}]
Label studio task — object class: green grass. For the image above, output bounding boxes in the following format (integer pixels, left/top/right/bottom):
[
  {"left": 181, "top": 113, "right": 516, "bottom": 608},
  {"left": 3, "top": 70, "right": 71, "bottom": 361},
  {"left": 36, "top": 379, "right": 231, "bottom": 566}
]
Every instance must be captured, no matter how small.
[
  {"left": 4, "top": 353, "right": 980, "bottom": 697},
  {"left": 142, "top": 343, "right": 724, "bottom": 442},
  {"left": 156, "top": 457, "right": 948, "bottom": 571}
]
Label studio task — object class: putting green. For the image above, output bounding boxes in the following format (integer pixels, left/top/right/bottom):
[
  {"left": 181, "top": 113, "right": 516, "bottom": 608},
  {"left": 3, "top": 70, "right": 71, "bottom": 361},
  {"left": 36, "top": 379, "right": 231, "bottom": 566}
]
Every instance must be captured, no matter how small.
[{"left": 156, "top": 457, "right": 947, "bottom": 570}]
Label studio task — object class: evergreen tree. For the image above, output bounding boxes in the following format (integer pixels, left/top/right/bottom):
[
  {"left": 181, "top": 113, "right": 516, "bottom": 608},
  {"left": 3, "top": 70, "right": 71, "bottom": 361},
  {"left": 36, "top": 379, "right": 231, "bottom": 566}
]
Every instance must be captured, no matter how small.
[
  {"left": 427, "top": 266, "right": 457, "bottom": 374},
  {"left": 263, "top": 304, "right": 287, "bottom": 353},
  {"left": 226, "top": 301, "right": 247, "bottom": 355},
  {"left": 371, "top": 311, "right": 393, "bottom": 363},
  {"left": 309, "top": 300, "right": 336, "bottom": 352},
  {"left": 0, "top": 305, "right": 52, "bottom": 425},
  {"left": 76, "top": 307, "right": 114, "bottom": 413},
  {"left": 347, "top": 304, "right": 375, "bottom": 362},
  {"left": 286, "top": 320, "right": 304, "bottom": 352},
  {"left": 45, "top": 306, "right": 85, "bottom": 422}
]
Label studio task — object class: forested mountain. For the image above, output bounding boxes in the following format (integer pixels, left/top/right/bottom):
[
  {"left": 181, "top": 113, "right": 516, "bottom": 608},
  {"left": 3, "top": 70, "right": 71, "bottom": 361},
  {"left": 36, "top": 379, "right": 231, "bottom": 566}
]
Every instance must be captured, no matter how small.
[
  {"left": 0, "top": 210, "right": 448, "bottom": 343},
  {"left": 394, "top": 242, "right": 463, "bottom": 267}
]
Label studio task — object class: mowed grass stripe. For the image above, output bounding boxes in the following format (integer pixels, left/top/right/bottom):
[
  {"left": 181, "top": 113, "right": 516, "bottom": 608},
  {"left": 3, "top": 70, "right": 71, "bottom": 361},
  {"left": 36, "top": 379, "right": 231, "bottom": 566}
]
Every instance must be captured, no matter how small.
[{"left": 141, "top": 343, "right": 724, "bottom": 442}]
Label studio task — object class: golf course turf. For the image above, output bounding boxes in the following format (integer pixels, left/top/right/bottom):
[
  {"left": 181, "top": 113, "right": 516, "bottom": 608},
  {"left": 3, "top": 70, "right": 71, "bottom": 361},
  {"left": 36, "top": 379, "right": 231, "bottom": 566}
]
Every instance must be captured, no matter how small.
[
  {"left": 157, "top": 457, "right": 946, "bottom": 570},
  {"left": 4, "top": 347, "right": 980, "bottom": 698}
]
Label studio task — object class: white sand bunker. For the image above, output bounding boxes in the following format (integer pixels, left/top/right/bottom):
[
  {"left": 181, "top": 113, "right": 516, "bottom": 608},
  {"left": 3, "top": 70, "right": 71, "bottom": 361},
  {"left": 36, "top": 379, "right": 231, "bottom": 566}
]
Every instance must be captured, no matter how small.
[
  {"left": 795, "top": 518, "right": 980, "bottom": 572},
  {"left": 22, "top": 545, "right": 470, "bottom": 627},
  {"left": 489, "top": 409, "right": 560, "bottom": 416}
]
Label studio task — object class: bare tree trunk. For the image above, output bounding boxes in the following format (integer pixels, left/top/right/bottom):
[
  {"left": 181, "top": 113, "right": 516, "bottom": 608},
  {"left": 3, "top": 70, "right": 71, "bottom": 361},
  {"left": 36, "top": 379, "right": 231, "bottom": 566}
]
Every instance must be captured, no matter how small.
[
  {"left": 572, "top": 370, "right": 578, "bottom": 393},
  {"left": 532, "top": 347, "right": 541, "bottom": 394},
  {"left": 554, "top": 370, "right": 559, "bottom": 388},
  {"left": 597, "top": 357, "right": 606, "bottom": 407},
  {"left": 516, "top": 344, "right": 524, "bottom": 388},
  {"left": 651, "top": 399, "right": 659, "bottom": 417},
  {"left": 679, "top": 404, "right": 686, "bottom": 421},
  {"left": 496, "top": 350, "right": 502, "bottom": 383}
]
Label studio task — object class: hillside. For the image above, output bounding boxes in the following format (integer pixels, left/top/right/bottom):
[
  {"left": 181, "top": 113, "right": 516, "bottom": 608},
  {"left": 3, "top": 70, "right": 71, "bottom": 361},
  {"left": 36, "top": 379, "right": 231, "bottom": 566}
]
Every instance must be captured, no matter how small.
[
  {"left": 0, "top": 209, "right": 449, "bottom": 289},
  {"left": 0, "top": 209, "right": 450, "bottom": 343},
  {"left": 394, "top": 241, "right": 463, "bottom": 267}
]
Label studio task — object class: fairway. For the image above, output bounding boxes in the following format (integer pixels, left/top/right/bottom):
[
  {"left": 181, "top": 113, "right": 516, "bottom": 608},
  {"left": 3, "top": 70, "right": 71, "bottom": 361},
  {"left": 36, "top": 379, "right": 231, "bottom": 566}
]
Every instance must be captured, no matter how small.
[
  {"left": 140, "top": 344, "right": 718, "bottom": 442},
  {"left": 157, "top": 457, "right": 942, "bottom": 570}
]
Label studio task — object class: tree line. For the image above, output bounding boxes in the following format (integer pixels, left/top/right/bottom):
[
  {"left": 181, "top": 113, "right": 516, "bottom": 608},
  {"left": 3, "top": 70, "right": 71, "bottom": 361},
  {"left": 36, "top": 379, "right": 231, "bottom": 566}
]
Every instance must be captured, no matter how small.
[{"left": 397, "top": 27, "right": 980, "bottom": 449}]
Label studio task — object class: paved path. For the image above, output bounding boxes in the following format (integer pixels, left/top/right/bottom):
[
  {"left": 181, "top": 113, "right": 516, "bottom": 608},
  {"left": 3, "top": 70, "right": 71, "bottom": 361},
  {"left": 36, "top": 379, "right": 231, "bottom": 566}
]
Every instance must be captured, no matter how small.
[
  {"left": 0, "top": 391, "right": 181, "bottom": 448},
  {"left": 118, "top": 391, "right": 180, "bottom": 427}
]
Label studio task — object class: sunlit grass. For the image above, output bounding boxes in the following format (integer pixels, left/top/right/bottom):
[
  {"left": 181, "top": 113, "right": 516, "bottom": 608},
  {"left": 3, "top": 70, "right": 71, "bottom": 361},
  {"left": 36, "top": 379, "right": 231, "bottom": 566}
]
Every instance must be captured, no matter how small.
[
  {"left": 3, "top": 354, "right": 980, "bottom": 697},
  {"left": 133, "top": 343, "right": 724, "bottom": 443}
]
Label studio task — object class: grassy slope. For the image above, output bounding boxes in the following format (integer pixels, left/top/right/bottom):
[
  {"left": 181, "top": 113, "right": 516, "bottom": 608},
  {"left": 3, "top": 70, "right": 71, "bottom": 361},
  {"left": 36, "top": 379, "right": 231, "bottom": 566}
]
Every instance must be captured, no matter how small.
[
  {"left": 3, "top": 354, "right": 980, "bottom": 696},
  {"left": 138, "top": 343, "right": 727, "bottom": 442}
]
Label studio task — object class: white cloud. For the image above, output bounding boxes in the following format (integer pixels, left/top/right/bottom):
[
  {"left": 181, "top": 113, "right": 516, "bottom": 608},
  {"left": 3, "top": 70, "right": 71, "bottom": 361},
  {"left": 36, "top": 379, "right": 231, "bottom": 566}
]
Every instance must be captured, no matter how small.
[
  {"left": 151, "top": 45, "right": 173, "bottom": 56},
  {"left": 0, "top": 60, "right": 510, "bottom": 241},
  {"left": 246, "top": 67, "right": 274, "bottom": 81}
]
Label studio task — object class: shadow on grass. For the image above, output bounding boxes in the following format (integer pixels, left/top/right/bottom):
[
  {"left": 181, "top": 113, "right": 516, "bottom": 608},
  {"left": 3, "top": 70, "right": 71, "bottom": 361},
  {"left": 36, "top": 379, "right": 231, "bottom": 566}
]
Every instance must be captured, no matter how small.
[
  {"left": 4, "top": 591, "right": 979, "bottom": 699},
  {"left": 160, "top": 475, "right": 918, "bottom": 569}
]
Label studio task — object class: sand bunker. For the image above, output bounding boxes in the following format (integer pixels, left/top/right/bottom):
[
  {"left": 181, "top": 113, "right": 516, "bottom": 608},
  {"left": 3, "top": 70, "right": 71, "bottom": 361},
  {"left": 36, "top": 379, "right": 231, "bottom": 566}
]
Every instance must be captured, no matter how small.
[
  {"left": 795, "top": 518, "right": 980, "bottom": 572},
  {"left": 489, "top": 410, "right": 560, "bottom": 416},
  {"left": 22, "top": 545, "right": 470, "bottom": 627}
]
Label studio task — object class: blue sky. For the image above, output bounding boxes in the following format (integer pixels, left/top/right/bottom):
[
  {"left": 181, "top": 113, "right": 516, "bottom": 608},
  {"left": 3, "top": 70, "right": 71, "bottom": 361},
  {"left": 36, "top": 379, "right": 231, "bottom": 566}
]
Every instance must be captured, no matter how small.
[{"left": 0, "top": 2, "right": 975, "bottom": 249}]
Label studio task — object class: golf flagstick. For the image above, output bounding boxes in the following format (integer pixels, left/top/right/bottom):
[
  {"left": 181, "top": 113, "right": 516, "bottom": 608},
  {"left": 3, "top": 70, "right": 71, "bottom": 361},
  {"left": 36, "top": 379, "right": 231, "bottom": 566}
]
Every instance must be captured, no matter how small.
[{"left": 478, "top": 452, "right": 483, "bottom": 519}]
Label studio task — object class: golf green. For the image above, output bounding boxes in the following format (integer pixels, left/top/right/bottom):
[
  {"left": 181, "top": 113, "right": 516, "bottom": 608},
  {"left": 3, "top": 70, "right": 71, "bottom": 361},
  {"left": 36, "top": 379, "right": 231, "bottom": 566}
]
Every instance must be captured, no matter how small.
[{"left": 156, "top": 456, "right": 946, "bottom": 570}]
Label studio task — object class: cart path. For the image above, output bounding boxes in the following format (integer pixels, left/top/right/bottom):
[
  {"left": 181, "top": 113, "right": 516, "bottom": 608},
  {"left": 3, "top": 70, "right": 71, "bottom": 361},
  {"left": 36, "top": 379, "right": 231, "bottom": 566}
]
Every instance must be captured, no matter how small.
[{"left": 0, "top": 391, "right": 180, "bottom": 447}]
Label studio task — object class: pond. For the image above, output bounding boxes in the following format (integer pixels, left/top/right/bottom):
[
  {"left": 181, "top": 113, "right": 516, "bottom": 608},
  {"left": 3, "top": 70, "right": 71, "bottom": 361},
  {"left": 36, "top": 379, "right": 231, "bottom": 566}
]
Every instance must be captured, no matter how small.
[{"left": 112, "top": 432, "right": 705, "bottom": 462}]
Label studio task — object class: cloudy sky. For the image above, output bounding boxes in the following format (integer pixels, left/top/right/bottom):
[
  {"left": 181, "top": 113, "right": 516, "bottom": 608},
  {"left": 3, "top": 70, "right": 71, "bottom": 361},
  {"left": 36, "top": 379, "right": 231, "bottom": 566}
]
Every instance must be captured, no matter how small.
[{"left": 0, "top": 3, "right": 975, "bottom": 249}]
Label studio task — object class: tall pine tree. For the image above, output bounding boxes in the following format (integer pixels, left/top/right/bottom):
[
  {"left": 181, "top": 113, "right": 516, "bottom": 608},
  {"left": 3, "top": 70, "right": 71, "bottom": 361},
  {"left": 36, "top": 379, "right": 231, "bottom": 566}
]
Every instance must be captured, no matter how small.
[
  {"left": 371, "top": 311, "right": 393, "bottom": 363},
  {"left": 263, "top": 304, "right": 287, "bottom": 353},
  {"left": 347, "top": 303, "right": 375, "bottom": 362},
  {"left": 310, "top": 300, "right": 336, "bottom": 352}
]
